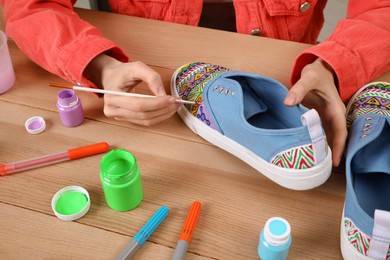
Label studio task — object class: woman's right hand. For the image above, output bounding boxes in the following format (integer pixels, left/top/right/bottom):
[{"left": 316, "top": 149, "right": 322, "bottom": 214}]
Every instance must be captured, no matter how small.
[{"left": 84, "top": 54, "right": 180, "bottom": 126}]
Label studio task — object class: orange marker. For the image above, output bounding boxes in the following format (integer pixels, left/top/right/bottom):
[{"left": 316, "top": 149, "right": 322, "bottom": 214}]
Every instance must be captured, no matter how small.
[
  {"left": 172, "top": 201, "right": 202, "bottom": 260},
  {"left": 0, "top": 142, "right": 109, "bottom": 176}
]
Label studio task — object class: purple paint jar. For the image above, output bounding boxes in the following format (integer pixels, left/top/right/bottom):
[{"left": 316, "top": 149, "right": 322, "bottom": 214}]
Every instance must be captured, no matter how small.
[{"left": 57, "top": 89, "right": 84, "bottom": 127}]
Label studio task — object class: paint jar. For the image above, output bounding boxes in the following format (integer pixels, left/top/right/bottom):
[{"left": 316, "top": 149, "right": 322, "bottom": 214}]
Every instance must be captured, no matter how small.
[
  {"left": 0, "top": 30, "right": 16, "bottom": 94},
  {"left": 57, "top": 89, "right": 84, "bottom": 127},
  {"left": 100, "top": 149, "right": 143, "bottom": 211},
  {"left": 258, "top": 217, "right": 292, "bottom": 260}
]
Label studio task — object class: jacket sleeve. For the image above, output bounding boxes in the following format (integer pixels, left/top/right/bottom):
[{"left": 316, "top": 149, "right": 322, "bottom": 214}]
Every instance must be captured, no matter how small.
[
  {"left": 1, "top": 0, "right": 129, "bottom": 88},
  {"left": 291, "top": 0, "right": 390, "bottom": 102}
]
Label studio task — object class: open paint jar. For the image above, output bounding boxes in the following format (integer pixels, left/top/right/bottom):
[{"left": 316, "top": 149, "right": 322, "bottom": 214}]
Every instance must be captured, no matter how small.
[{"left": 100, "top": 149, "right": 143, "bottom": 211}]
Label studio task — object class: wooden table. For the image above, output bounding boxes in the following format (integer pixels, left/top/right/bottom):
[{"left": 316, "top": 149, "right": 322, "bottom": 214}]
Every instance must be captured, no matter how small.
[{"left": 1, "top": 7, "right": 389, "bottom": 260}]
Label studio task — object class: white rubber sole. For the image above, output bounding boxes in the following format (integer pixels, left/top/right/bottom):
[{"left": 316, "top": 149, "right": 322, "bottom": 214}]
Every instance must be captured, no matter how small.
[{"left": 171, "top": 67, "right": 332, "bottom": 190}]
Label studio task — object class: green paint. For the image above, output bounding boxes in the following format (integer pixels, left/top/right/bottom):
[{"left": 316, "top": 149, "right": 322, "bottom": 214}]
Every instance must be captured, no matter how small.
[
  {"left": 100, "top": 149, "right": 143, "bottom": 211},
  {"left": 105, "top": 158, "right": 132, "bottom": 178},
  {"left": 55, "top": 191, "right": 88, "bottom": 215}
]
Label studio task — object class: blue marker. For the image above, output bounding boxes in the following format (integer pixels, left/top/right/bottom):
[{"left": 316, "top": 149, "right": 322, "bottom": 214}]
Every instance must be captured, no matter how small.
[{"left": 116, "top": 206, "right": 169, "bottom": 260}]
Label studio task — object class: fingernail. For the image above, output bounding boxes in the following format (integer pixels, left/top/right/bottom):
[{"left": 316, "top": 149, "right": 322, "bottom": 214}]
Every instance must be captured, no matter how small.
[
  {"left": 168, "top": 96, "right": 176, "bottom": 104},
  {"left": 333, "top": 154, "right": 341, "bottom": 167},
  {"left": 284, "top": 95, "right": 296, "bottom": 106}
]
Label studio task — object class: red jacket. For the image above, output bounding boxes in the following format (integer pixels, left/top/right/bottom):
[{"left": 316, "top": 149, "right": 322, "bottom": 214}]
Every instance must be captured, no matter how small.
[{"left": 1, "top": 0, "right": 390, "bottom": 101}]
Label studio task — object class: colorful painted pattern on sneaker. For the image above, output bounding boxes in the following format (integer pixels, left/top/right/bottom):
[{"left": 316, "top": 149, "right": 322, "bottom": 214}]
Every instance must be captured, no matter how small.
[
  {"left": 271, "top": 144, "right": 316, "bottom": 169},
  {"left": 344, "top": 218, "right": 390, "bottom": 259},
  {"left": 346, "top": 82, "right": 390, "bottom": 128},
  {"left": 174, "top": 62, "right": 230, "bottom": 130}
]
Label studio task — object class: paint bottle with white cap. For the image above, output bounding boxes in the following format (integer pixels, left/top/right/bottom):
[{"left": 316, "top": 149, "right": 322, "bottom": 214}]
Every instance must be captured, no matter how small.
[
  {"left": 57, "top": 89, "right": 84, "bottom": 127},
  {"left": 258, "top": 217, "right": 292, "bottom": 260}
]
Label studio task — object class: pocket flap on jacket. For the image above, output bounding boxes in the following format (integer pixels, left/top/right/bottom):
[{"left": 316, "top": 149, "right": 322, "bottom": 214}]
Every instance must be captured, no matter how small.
[{"left": 262, "top": 0, "right": 316, "bottom": 16}]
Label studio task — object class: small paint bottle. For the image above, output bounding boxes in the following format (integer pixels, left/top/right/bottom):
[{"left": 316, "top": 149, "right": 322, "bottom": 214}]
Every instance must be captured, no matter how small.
[
  {"left": 100, "top": 149, "right": 143, "bottom": 211},
  {"left": 258, "top": 217, "right": 292, "bottom": 260},
  {"left": 57, "top": 89, "right": 84, "bottom": 127}
]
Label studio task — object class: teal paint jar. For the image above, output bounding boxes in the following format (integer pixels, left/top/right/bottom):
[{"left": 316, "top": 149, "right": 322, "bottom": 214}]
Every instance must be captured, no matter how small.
[
  {"left": 258, "top": 217, "right": 292, "bottom": 260},
  {"left": 100, "top": 149, "right": 143, "bottom": 211}
]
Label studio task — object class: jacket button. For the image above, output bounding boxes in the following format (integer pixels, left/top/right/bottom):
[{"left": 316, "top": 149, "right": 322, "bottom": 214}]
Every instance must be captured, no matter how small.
[
  {"left": 250, "top": 28, "right": 261, "bottom": 36},
  {"left": 300, "top": 2, "right": 311, "bottom": 12}
]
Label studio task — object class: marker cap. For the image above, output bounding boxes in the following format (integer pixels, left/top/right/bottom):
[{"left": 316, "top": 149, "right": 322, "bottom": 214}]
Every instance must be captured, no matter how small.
[
  {"left": 51, "top": 186, "right": 90, "bottom": 221},
  {"left": 25, "top": 116, "right": 46, "bottom": 134}
]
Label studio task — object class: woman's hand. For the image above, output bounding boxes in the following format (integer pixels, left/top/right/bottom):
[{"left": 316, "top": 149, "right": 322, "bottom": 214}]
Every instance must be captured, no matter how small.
[
  {"left": 84, "top": 54, "right": 179, "bottom": 126},
  {"left": 284, "top": 58, "right": 347, "bottom": 167}
]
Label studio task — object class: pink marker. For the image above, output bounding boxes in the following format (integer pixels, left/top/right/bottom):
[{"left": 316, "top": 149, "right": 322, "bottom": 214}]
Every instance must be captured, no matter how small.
[{"left": 0, "top": 142, "right": 109, "bottom": 176}]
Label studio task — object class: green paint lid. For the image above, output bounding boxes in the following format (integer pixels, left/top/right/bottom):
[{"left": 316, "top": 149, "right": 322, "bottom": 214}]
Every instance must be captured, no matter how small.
[{"left": 51, "top": 186, "right": 91, "bottom": 221}]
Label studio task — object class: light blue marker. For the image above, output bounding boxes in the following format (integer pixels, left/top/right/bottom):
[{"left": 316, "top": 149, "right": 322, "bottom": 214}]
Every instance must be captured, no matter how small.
[{"left": 116, "top": 206, "right": 169, "bottom": 260}]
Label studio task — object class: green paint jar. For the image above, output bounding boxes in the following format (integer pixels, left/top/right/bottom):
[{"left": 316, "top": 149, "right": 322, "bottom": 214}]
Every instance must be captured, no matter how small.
[{"left": 100, "top": 149, "right": 143, "bottom": 211}]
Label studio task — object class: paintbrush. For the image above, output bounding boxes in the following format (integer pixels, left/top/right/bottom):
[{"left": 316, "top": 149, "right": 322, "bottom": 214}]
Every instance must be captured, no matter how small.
[{"left": 49, "top": 83, "right": 195, "bottom": 105}]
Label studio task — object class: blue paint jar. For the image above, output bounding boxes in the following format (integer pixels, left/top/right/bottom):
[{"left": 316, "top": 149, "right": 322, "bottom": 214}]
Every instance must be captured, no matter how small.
[{"left": 258, "top": 217, "right": 292, "bottom": 260}]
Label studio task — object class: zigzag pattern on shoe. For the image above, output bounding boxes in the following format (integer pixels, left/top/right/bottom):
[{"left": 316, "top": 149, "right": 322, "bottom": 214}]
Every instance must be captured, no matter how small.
[
  {"left": 271, "top": 144, "right": 316, "bottom": 169},
  {"left": 344, "top": 218, "right": 390, "bottom": 259},
  {"left": 347, "top": 82, "right": 390, "bottom": 127}
]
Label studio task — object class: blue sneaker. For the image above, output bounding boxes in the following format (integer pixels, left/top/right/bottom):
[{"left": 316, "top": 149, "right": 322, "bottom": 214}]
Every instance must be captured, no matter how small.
[
  {"left": 341, "top": 82, "right": 390, "bottom": 260},
  {"left": 170, "top": 62, "right": 332, "bottom": 190}
]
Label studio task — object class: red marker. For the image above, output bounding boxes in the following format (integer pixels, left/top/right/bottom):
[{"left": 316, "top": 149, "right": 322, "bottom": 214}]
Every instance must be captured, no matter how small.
[
  {"left": 0, "top": 142, "right": 109, "bottom": 176},
  {"left": 172, "top": 201, "right": 202, "bottom": 260}
]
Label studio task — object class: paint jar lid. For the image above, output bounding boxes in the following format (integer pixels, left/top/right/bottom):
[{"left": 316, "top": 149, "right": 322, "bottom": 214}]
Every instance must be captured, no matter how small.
[
  {"left": 264, "top": 217, "right": 291, "bottom": 246},
  {"left": 25, "top": 116, "right": 46, "bottom": 134},
  {"left": 51, "top": 186, "right": 90, "bottom": 221}
]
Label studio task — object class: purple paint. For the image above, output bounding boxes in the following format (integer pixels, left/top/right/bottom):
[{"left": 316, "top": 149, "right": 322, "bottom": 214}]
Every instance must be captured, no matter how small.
[
  {"left": 28, "top": 119, "right": 44, "bottom": 130},
  {"left": 57, "top": 89, "right": 84, "bottom": 127},
  {"left": 25, "top": 116, "right": 46, "bottom": 134}
]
